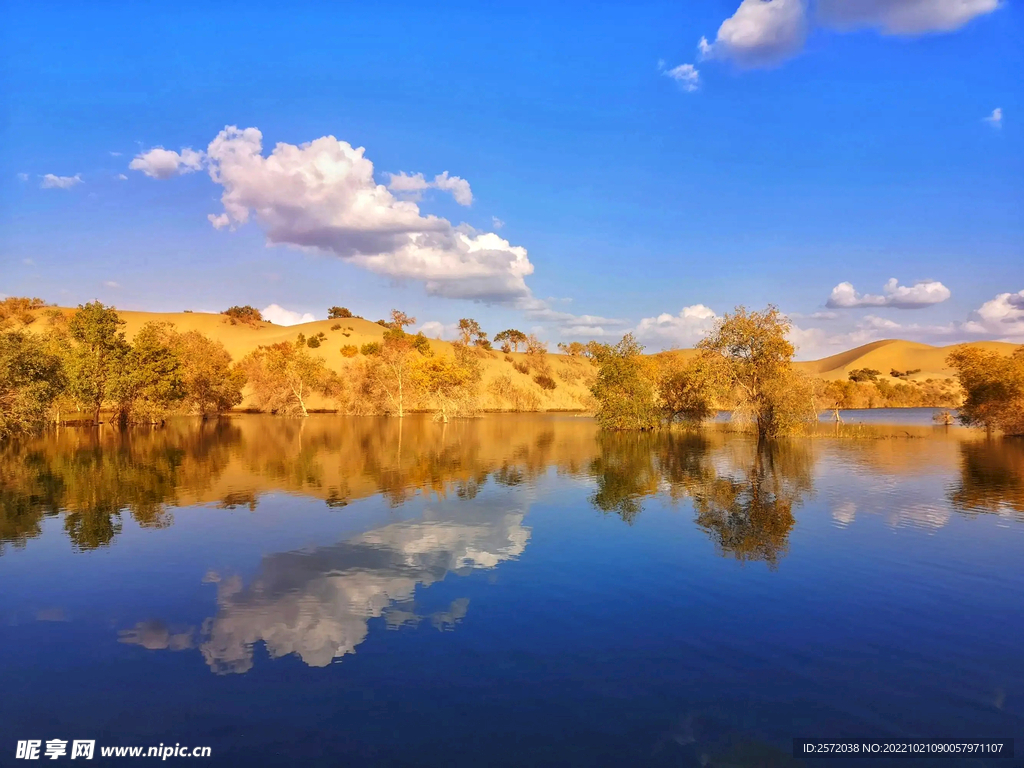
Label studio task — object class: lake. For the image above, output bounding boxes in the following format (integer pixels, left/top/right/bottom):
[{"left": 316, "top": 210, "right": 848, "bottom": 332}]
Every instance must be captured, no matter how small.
[{"left": 1, "top": 414, "right": 1022, "bottom": 767}]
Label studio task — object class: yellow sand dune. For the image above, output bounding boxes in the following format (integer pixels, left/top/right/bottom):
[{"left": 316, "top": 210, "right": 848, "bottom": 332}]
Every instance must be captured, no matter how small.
[{"left": 794, "top": 339, "right": 1019, "bottom": 381}]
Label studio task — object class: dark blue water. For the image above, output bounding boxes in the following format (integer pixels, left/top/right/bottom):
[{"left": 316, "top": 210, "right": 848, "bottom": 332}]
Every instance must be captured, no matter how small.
[{"left": 1, "top": 416, "right": 1021, "bottom": 766}]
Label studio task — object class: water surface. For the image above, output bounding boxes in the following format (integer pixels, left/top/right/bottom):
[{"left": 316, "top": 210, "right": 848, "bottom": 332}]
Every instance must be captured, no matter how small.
[{"left": 1, "top": 415, "right": 1021, "bottom": 766}]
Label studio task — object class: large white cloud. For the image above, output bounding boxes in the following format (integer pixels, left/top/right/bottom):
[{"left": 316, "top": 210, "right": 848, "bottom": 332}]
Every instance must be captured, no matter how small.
[
  {"left": 635, "top": 304, "right": 720, "bottom": 346},
  {"left": 137, "top": 126, "right": 531, "bottom": 302},
  {"left": 129, "top": 147, "right": 204, "bottom": 179},
  {"left": 816, "top": 0, "right": 1000, "bottom": 35},
  {"left": 40, "top": 173, "right": 83, "bottom": 189},
  {"left": 261, "top": 304, "right": 316, "bottom": 326},
  {"left": 699, "top": 0, "right": 809, "bottom": 68},
  {"left": 826, "top": 278, "right": 951, "bottom": 309},
  {"left": 963, "top": 290, "right": 1024, "bottom": 340},
  {"left": 697, "top": 0, "right": 999, "bottom": 69}
]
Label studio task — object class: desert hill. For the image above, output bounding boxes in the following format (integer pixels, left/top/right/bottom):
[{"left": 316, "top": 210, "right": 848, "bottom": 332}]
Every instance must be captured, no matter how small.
[{"left": 22, "top": 308, "right": 1020, "bottom": 412}]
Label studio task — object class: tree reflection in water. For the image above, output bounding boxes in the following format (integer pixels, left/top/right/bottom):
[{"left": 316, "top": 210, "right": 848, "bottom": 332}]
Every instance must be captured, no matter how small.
[
  {"left": 948, "top": 439, "right": 1024, "bottom": 521},
  {"left": 587, "top": 432, "right": 812, "bottom": 567}
]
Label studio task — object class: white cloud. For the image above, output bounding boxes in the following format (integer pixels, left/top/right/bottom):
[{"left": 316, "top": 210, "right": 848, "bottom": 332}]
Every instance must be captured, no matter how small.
[
  {"left": 431, "top": 171, "right": 473, "bottom": 206},
  {"left": 40, "top": 173, "right": 83, "bottom": 189},
  {"left": 699, "top": 0, "right": 999, "bottom": 70},
  {"left": 660, "top": 61, "right": 701, "bottom": 92},
  {"left": 140, "top": 125, "right": 534, "bottom": 302},
  {"left": 826, "top": 278, "right": 951, "bottom": 309},
  {"left": 261, "top": 304, "right": 317, "bottom": 326},
  {"left": 517, "top": 296, "right": 626, "bottom": 338},
  {"left": 129, "top": 146, "right": 204, "bottom": 179},
  {"left": 103, "top": 280, "right": 121, "bottom": 288},
  {"left": 635, "top": 304, "right": 720, "bottom": 346},
  {"left": 17, "top": 172, "right": 29, "bottom": 182},
  {"left": 491, "top": 216, "right": 505, "bottom": 230},
  {"left": 984, "top": 107, "right": 1003, "bottom": 128},
  {"left": 386, "top": 170, "right": 473, "bottom": 206},
  {"left": 699, "top": 0, "right": 809, "bottom": 68},
  {"left": 109, "top": 151, "right": 122, "bottom": 157},
  {"left": 816, "top": 0, "right": 1000, "bottom": 35},
  {"left": 962, "top": 290, "right": 1024, "bottom": 340},
  {"left": 417, "top": 320, "right": 460, "bottom": 340}
]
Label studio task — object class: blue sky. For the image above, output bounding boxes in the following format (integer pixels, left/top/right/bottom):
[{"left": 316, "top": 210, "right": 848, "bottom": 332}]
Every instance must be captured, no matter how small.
[{"left": 1, "top": 0, "right": 1021, "bottom": 358}]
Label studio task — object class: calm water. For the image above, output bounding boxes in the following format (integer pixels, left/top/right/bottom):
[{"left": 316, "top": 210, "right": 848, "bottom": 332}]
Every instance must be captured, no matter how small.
[{"left": 1, "top": 415, "right": 1022, "bottom": 767}]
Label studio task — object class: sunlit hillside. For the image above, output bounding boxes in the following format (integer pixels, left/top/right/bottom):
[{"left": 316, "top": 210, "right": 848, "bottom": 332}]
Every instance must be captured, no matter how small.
[{"left": 22, "top": 307, "right": 1019, "bottom": 412}]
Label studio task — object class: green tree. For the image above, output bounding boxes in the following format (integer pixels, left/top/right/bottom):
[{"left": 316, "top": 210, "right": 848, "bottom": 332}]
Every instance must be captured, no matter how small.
[
  {"left": 0, "top": 331, "right": 66, "bottom": 439},
  {"left": 109, "top": 323, "right": 186, "bottom": 426},
  {"left": 327, "top": 306, "right": 353, "bottom": 319},
  {"left": 698, "top": 305, "right": 810, "bottom": 440},
  {"left": 67, "top": 302, "right": 129, "bottom": 424},
  {"left": 495, "top": 329, "right": 528, "bottom": 353},
  {"left": 590, "top": 334, "right": 661, "bottom": 431}
]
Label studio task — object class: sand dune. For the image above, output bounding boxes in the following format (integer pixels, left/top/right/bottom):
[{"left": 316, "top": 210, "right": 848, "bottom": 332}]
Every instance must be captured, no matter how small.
[{"left": 25, "top": 308, "right": 1020, "bottom": 410}]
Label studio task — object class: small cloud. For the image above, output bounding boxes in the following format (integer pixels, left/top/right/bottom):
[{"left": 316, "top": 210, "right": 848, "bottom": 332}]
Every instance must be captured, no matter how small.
[
  {"left": 116, "top": 173, "right": 128, "bottom": 181},
  {"left": 984, "top": 107, "right": 1003, "bottom": 128},
  {"left": 22, "top": 258, "right": 34, "bottom": 266},
  {"left": 659, "top": 61, "right": 701, "bottom": 92},
  {"left": 109, "top": 151, "right": 122, "bottom": 157},
  {"left": 16, "top": 172, "right": 29, "bottom": 182},
  {"left": 208, "top": 212, "right": 231, "bottom": 229},
  {"left": 635, "top": 304, "right": 719, "bottom": 346},
  {"left": 261, "top": 304, "right": 316, "bottom": 326},
  {"left": 103, "top": 281, "right": 121, "bottom": 289},
  {"left": 40, "top": 173, "right": 83, "bottom": 190},
  {"left": 387, "top": 170, "right": 473, "bottom": 205},
  {"left": 491, "top": 216, "right": 505, "bottom": 230},
  {"left": 826, "top": 278, "right": 951, "bottom": 309},
  {"left": 129, "top": 146, "right": 204, "bottom": 179}
]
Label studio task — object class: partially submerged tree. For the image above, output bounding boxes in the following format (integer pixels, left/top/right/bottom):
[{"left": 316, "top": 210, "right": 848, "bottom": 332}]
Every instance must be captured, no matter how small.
[
  {"left": 240, "top": 340, "right": 341, "bottom": 416},
  {"left": 698, "top": 306, "right": 811, "bottom": 440},
  {"left": 414, "top": 345, "right": 481, "bottom": 422},
  {"left": 362, "top": 327, "right": 431, "bottom": 417},
  {"left": 590, "top": 334, "right": 661, "bottom": 431},
  {"left": 0, "top": 331, "right": 65, "bottom": 439},
  {"left": 947, "top": 345, "right": 1024, "bottom": 435},
  {"left": 165, "top": 329, "right": 245, "bottom": 414},
  {"left": 659, "top": 352, "right": 728, "bottom": 424},
  {"left": 109, "top": 322, "right": 186, "bottom": 426},
  {"left": 67, "top": 302, "right": 129, "bottom": 424}
]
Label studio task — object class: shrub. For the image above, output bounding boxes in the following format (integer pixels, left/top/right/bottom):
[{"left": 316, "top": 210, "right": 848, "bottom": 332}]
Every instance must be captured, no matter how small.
[
  {"left": 361, "top": 342, "right": 381, "bottom": 356},
  {"left": 513, "top": 361, "right": 530, "bottom": 375},
  {"left": 307, "top": 336, "right": 321, "bottom": 348},
  {"left": 221, "top": 305, "right": 263, "bottom": 326},
  {"left": 330, "top": 324, "right": 341, "bottom": 331},
  {"left": 849, "top": 368, "right": 881, "bottom": 383},
  {"left": 340, "top": 345, "right": 358, "bottom": 358},
  {"left": 504, "top": 355, "right": 513, "bottom": 363},
  {"left": 412, "top": 332, "right": 432, "bottom": 356},
  {"left": 328, "top": 306, "right": 353, "bottom": 319},
  {"left": 534, "top": 373, "right": 557, "bottom": 391},
  {"left": 0, "top": 296, "right": 47, "bottom": 327}
]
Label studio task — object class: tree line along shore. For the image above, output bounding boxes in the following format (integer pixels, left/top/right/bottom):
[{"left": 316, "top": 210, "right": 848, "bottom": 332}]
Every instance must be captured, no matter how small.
[{"left": 2, "top": 297, "right": 1021, "bottom": 440}]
